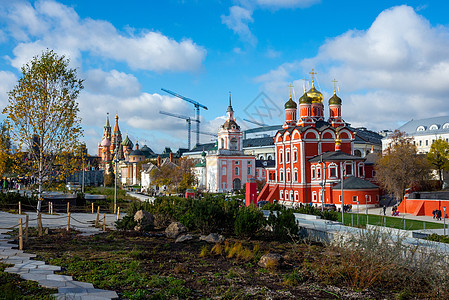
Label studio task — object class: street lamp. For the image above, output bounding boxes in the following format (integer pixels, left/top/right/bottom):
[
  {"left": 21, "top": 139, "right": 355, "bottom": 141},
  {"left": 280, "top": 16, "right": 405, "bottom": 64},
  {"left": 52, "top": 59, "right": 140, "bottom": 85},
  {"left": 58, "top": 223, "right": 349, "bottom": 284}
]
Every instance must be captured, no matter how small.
[
  {"left": 114, "top": 152, "right": 119, "bottom": 214},
  {"left": 365, "top": 194, "right": 369, "bottom": 226},
  {"left": 443, "top": 206, "right": 446, "bottom": 236},
  {"left": 340, "top": 162, "right": 344, "bottom": 225},
  {"left": 82, "top": 156, "right": 85, "bottom": 194},
  {"left": 357, "top": 199, "right": 359, "bottom": 226}
]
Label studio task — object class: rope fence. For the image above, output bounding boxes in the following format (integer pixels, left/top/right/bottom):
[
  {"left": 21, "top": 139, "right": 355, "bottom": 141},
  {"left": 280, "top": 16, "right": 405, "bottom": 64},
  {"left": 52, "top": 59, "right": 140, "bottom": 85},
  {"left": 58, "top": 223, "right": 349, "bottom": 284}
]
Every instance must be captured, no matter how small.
[{"left": 1, "top": 205, "right": 122, "bottom": 251}]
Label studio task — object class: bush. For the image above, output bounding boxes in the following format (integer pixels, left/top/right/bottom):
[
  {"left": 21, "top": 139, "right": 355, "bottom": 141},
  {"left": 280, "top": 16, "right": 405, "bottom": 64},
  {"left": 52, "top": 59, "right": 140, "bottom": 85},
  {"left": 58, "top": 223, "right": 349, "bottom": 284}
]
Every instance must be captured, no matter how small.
[
  {"left": 234, "top": 206, "right": 265, "bottom": 238},
  {"left": 116, "top": 215, "right": 137, "bottom": 230},
  {"left": 267, "top": 208, "right": 298, "bottom": 241}
]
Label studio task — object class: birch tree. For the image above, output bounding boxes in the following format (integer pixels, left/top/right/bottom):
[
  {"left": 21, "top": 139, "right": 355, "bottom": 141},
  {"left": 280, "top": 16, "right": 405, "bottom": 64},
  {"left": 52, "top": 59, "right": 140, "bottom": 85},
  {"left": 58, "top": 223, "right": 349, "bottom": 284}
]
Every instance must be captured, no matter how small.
[{"left": 3, "top": 49, "right": 84, "bottom": 211}]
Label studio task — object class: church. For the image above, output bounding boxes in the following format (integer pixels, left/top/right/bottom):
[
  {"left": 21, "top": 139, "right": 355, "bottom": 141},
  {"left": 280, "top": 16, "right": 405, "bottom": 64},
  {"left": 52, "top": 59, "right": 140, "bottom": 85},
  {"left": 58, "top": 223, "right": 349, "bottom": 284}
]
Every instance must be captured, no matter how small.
[
  {"left": 194, "top": 95, "right": 256, "bottom": 193},
  {"left": 257, "top": 72, "right": 380, "bottom": 208}
]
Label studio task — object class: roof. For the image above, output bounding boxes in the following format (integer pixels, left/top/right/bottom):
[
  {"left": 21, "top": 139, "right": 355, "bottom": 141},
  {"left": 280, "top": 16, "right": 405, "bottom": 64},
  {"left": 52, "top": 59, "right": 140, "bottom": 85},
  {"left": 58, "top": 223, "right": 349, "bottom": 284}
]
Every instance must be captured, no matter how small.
[
  {"left": 308, "top": 151, "right": 364, "bottom": 162},
  {"left": 243, "top": 136, "right": 274, "bottom": 148},
  {"left": 395, "top": 116, "right": 449, "bottom": 137},
  {"left": 244, "top": 125, "right": 282, "bottom": 134},
  {"left": 129, "top": 149, "right": 145, "bottom": 156},
  {"left": 350, "top": 127, "right": 383, "bottom": 145},
  {"left": 332, "top": 176, "right": 379, "bottom": 190},
  {"left": 189, "top": 142, "right": 215, "bottom": 153},
  {"left": 364, "top": 152, "right": 380, "bottom": 165},
  {"left": 194, "top": 161, "right": 206, "bottom": 167}
]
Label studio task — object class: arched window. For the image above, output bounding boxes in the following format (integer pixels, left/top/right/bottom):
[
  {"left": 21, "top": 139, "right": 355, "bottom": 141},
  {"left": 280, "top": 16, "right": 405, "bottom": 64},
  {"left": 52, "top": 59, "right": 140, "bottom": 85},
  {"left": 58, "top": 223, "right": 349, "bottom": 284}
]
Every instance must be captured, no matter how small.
[
  {"left": 416, "top": 126, "right": 426, "bottom": 132},
  {"left": 293, "top": 150, "right": 297, "bottom": 162},
  {"left": 286, "top": 150, "right": 290, "bottom": 163},
  {"left": 247, "top": 167, "right": 251, "bottom": 175},
  {"left": 267, "top": 155, "right": 273, "bottom": 160},
  {"left": 235, "top": 167, "right": 239, "bottom": 176},
  {"left": 429, "top": 124, "right": 439, "bottom": 130},
  {"left": 230, "top": 138, "right": 238, "bottom": 150},
  {"left": 354, "top": 150, "right": 362, "bottom": 157},
  {"left": 222, "top": 167, "right": 226, "bottom": 176},
  {"left": 279, "top": 151, "right": 283, "bottom": 163},
  {"left": 443, "top": 123, "right": 449, "bottom": 129}
]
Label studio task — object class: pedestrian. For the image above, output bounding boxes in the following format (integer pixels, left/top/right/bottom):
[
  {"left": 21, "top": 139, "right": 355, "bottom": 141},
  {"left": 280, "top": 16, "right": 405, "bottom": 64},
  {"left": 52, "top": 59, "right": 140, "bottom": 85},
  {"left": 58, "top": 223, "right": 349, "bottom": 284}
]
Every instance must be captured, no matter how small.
[
  {"left": 433, "top": 210, "right": 436, "bottom": 219},
  {"left": 383, "top": 205, "right": 386, "bottom": 216},
  {"left": 437, "top": 210, "right": 442, "bottom": 221}
]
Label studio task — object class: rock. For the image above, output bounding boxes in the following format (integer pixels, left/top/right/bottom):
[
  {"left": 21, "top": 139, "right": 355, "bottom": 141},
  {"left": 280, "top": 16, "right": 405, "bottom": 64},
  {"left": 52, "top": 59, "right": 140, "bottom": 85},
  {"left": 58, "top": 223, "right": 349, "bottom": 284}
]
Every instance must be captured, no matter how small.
[
  {"left": 199, "top": 233, "right": 225, "bottom": 243},
  {"left": 165, "top": 222, "right": 187, "bottom": 239},
  {"left": 133, "top": 210, "right": 154, "bottom": 231},
  {"left": 175, "top": 234, "right": 193, "bottom": 243},
  {"left": 258, "top": 253, "right": 283, "bottom": 269}
]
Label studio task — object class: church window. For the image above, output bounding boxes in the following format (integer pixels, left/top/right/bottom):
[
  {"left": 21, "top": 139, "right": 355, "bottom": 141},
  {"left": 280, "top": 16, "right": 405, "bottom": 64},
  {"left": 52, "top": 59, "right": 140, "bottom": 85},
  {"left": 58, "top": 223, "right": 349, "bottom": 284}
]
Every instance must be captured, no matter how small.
[
  {"left": 256, "top": 170, "right": 259, "bottom": 177},
  {"left": 248, "top": 167, "right": 251, "bottom": 175},
  {"left": 235, "top": 167, "right": 239, "bottom": 176},
  {"left": 317, "top": 166, "right": 321, "bottom": 179},
  {"left": 294, "top": 170, "right": 298, "bottom": 182},
  {"left": 352, "top": 196, "right": 358, "bottom": 203},
  {"left": 280, "top": 190, "right": 283, "bottom": 199},
  {"left": 338, "top": 195, "right": 342, "bottom": 203},
  {"left": 358, "top": 163, "right": 364, "bottom": 177},
  {"left": 329, "top": 166, "right": 336, "bottom": 178},
  {"left": 287, "top": 170, "right": 291, "bottom": 182},
  {"left": 267, "top": 155, "right": 273, "bottom": 160},
  {"left": 312, "top": 168, "right": 316, "bottom": 179},
  {"left": 426, "top": 140, "right": 428, "bottom": 146},
  {"left": 286, "top": 151, "right": 290, "bottom": 163},
  {"left": 345, "top": 164, "right": 352, "bottom": 175},
  {"left": 312, "top": 192, "right": 317, "bottom": 202},
  {"left": 222, "top": 167, "right": 226, "bottom": 176},
  {"left": 432, "top": 139, "right": 435, "bottom": 144},
  {"left": 279, "top": 151, "right": 283, "bottom": 163},
  {"left": 293, "top": 151, "right": 297, "bottom": 162},
  {"left": 354, "top": 150, "right": 362, "bottom": 157},
  {"left": 235, "top": 161, "right": 239, "bottom": 165},
  {"left": 419, "top": 140, "right": 422, "bottom": 146},
  {"left": 230, "top": 138, "right": 238, "bottom": 150},
  {"left": 280, "top": 170, "right": 284, "bottom": 181}
]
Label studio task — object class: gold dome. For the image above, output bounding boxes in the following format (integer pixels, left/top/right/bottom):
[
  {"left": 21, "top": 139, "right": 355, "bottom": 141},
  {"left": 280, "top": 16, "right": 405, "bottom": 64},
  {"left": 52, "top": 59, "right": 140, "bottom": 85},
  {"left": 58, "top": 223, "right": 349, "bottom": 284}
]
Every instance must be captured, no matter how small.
[{"left": 307, "top": 80, "right": 323, "bottom": 103}]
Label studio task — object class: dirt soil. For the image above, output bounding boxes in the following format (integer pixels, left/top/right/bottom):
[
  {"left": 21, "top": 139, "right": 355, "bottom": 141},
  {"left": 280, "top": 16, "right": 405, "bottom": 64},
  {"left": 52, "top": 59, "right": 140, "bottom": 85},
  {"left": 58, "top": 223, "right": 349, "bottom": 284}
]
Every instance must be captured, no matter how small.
[{"left": 23, "top": 229, "right": 393, "bottom": 299}]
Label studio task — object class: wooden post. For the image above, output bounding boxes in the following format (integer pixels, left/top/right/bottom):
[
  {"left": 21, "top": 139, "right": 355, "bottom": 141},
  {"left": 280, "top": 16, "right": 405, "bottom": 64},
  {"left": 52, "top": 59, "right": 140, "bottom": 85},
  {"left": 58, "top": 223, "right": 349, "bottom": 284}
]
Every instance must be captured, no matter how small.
[
  {"left": 91, "top": 203, "right": 94, "bottom": 214},
  {"left": 114, "top": 203, "right": 117, "bottom": 214},
  {"left": 18, "top": 201, "right": 21, "bottom": 215},
  {"left": 102, "top": 213, "right": 106, "bottom": 231},
  {"left": 51, "top": 202, "right": 53, "bottom": 215},
  {"left": 95, "top": 206, "right": 100, "bottom": 227},
  {"left": 116, "top": 207, "right": 120, "bottom": 221},
  {"left": 38, "top": 213, "right": 42, "bottom": 237},
  {"left": 18, "top": 218, "right": 23, "bottom": 250},
  {"left": 25, "top": 215, "right": 29, "bottom": 243},
  {"left": 67, "top": 202, "right": 70, "bottom": 214},
  {"left": 48, "top": 201, "right": 51, "bottom": 214},
  {"left": 67, "top": 212, "right": 71, "bottom": 231}
]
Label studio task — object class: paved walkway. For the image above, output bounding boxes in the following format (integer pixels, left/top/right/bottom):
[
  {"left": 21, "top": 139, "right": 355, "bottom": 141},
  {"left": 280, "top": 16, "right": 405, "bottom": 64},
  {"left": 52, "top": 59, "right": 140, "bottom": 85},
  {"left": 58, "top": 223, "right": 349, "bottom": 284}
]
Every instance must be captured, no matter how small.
[{"left": 0, "top": 211, "right": 120, "bottom": 299}]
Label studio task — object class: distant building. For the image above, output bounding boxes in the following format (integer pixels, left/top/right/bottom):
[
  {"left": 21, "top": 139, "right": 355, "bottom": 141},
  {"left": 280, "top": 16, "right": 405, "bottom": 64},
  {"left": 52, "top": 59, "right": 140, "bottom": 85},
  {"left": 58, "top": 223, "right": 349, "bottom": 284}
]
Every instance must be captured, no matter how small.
[{"left": 382, "top": 116, "right": 449, "bottom": 154}]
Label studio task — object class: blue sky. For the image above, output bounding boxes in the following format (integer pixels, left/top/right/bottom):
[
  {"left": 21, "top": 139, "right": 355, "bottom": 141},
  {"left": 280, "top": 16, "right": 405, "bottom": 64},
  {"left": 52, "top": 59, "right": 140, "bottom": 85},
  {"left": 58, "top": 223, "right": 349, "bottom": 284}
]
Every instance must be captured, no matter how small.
[{"left": 1, "top": 0, "right": 449, "bottom": 154}]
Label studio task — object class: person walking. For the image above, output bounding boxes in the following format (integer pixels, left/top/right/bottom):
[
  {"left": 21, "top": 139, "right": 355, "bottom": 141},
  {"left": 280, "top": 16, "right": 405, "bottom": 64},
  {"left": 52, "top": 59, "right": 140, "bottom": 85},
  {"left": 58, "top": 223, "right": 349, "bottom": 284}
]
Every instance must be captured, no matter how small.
[
  {"left": 433, "top": 209, "right": 436, "bottom": 219},
  {"left": 383, "top": 205, "right": 386, "bottom": 216}
]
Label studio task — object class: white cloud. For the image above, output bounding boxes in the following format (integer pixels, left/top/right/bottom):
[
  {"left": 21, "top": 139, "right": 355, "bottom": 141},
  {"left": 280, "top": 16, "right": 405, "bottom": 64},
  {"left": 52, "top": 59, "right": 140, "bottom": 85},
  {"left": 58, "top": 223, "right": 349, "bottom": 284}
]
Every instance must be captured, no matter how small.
[
  {"left": 0, "top": 71, "right": 17, "bottom": 107},
  {"left": 256, "top": 5, "right": 449, "bottom": 131},
  {"left": 1, "top": 0, "right": 206, "bottom": 72},
  {"left": 84, "top": 69, "right": 141, "bottom": 97},
  {"left": 222, "top": 6, "right": 256, "bottom": 46}
]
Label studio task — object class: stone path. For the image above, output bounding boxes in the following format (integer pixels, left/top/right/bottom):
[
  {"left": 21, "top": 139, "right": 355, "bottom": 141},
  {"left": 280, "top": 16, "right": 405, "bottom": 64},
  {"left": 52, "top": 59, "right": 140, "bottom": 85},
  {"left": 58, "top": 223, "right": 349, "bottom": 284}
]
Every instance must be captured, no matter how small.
[{"left": 0, "top": 212, "right": 119, "bottom": 299}]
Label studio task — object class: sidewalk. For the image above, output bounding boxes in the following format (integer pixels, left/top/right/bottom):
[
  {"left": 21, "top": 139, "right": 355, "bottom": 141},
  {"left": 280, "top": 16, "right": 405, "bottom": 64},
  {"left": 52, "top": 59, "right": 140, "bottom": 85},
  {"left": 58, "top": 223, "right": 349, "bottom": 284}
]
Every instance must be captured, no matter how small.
[{"left": 0, "top": 211, "right": 120, "bottom": 299}]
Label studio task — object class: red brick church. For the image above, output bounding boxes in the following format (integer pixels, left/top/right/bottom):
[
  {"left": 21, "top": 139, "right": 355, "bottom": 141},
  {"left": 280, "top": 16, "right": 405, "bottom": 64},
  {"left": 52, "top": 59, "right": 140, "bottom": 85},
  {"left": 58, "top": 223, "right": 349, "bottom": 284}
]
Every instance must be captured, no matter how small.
[{"left": 257, "top": 72, "right": 379, "bottom": 209}]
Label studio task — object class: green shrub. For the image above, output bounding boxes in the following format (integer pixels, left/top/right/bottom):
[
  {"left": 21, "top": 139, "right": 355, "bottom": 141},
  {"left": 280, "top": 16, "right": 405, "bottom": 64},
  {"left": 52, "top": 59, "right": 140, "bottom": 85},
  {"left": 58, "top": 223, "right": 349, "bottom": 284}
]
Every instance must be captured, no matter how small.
[
  {"left": 234, "top": 206, "right": 266, "bottom": 238},
  {"left": 116, "top": 215, "right": 136, "bottom": 230},
  {"left": 267, "top": 209, "right": 298, "bottom": 241}
]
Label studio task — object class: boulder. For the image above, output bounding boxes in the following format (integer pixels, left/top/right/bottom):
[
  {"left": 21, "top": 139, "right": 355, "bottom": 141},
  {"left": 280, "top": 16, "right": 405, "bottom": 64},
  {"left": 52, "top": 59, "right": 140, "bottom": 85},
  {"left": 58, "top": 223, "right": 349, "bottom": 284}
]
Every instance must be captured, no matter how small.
[
  {"left": 165, "top": 222, "right": 187, "bottom": 239},
  {"left": 133, "top": 210, "right": 154, "bottom": 231},
  {"left": 258, "top": 253, "right": 283, "bottom": 269},
  {"left": 199, "top": 233, "right": 225, "bottom": 243},
  {"left": 175, "top": 234, "right": 193, "bottom": 243}
]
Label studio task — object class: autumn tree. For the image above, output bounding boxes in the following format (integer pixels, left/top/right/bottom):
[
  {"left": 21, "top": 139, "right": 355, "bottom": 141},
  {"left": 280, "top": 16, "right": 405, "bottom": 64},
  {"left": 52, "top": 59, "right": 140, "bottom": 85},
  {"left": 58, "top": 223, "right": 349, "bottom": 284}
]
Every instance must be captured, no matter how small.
[
  {"left": 150, "top": 157, "right": 197, "bottom": 192},
  {"left": 375, "top": 130, "right": 431, "bottom": 201},
  {"left": 3, "top": 49, "right": 84, "bottom": 212},
  {"left": 427, "top": 138, "right": 449, "bottom": 185}
]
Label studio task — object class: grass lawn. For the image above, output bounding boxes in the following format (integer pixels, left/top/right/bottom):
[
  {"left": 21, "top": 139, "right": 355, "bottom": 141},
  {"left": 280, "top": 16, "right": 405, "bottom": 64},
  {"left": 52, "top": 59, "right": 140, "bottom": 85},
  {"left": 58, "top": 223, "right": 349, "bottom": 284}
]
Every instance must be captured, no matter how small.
[{"left": 336, "top": 212, "right": 445, "bottom": 230}]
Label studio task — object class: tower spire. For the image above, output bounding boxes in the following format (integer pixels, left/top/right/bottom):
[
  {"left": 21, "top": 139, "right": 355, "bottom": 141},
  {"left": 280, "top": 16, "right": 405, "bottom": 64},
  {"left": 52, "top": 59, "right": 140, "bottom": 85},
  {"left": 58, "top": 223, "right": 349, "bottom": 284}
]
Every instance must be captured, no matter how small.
[
  {"left": 332, "top": 78, "right": 338, "bottom": 94},
  {"left": 309, "top": 69, "right": 317, "bottom": 86}
]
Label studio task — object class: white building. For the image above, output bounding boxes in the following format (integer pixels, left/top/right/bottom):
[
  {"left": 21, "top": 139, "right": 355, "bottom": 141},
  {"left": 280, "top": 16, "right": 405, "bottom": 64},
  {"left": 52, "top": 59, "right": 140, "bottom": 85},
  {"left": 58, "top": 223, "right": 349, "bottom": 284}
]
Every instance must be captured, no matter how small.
[{"left": 382, "top": 116, "right": 449, "bottom": 154}]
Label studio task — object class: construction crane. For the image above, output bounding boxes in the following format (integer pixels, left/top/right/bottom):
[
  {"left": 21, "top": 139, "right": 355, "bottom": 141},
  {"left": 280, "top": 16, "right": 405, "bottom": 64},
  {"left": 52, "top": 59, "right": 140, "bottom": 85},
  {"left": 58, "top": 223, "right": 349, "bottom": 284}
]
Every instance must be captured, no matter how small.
[
  {"left": 243, "top": 118, "right": 269, "bottom": 127},
  {"left": 159, "top": 111, "right": 199, "bottom": 150},
  {"left": 161, "top": 88, "right": 208, "bottom": 146}
]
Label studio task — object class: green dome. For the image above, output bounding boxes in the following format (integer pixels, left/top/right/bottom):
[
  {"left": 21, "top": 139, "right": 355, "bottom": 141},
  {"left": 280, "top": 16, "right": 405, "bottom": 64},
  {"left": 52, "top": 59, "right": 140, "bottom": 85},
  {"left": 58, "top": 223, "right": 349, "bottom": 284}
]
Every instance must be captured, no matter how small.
[
  {"left": 121, "top": 134, "right": 133, "bottom": 148},
  {"left": 328, "top": 92, "right": 342, "bottom": 105},
  {"left": 299, "top": 91, "right": 312, "bottom": 104},
  {"left": 284, "top": 96, "right": 297, "bottom": 109}
]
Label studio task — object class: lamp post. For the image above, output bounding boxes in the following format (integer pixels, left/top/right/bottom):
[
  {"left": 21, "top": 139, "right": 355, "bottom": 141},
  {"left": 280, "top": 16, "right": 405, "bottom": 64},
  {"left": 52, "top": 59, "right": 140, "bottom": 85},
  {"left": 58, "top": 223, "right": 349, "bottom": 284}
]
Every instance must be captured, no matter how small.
[
  {"left": 114, "top": 154, "right": 118, "bottom": 214},
  {"left": 443, "top": 206, "right": 446, "bottom": 236},
  {"left": 320, "top": 154, "right": 324, "bottom": 212},
  {"left": 340, "top": 162, "right": 344, "bottom": 225},
  {"left": 365, "top": 194, "right": 369, "bottom": 226},
  {"left": 82, "top": 157, "right": 85, "bottom": 194},
  {"left": 357, "top": 199, "right": 359, "bottom": 226}
]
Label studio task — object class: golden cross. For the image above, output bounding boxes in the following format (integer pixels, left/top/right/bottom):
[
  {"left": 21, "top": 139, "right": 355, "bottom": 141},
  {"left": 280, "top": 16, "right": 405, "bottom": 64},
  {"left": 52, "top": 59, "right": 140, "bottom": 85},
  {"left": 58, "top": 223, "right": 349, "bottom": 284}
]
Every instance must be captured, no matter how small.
[
  {"left": 288, "top": 83, "right": 294, "bottom": 98},
  {"left": 332, "top": 78, "right": 338, "bottom": 92},
  {"left": 309, "top": 69, "right": 317, "bottom": 82}
]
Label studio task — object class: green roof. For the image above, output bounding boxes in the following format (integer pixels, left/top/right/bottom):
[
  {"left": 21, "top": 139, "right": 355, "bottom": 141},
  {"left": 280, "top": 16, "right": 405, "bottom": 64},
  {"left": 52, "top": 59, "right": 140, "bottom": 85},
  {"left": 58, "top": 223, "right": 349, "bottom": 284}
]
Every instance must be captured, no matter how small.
[{"left": 333, "top": 176, "right": 379, "bottom": 190}]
